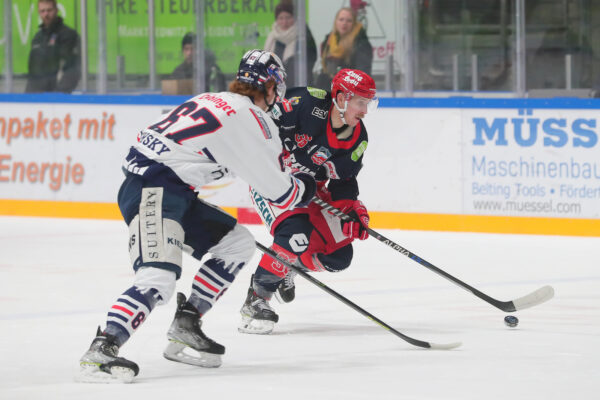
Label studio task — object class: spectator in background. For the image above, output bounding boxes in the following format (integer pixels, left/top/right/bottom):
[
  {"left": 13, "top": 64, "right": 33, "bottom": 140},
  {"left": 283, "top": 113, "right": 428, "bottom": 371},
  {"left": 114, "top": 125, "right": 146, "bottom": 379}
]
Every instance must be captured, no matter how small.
[
  {"left": 26, "top": 0, "right": 81, "bottom": 93},
  {"left": 315, "top": 7, "right": 373, "bottom": 90},
  {"left": 263, "top": 0, "right": 317, "bottom": 86},
  {"left": 171, "top": 32, "right": 226, "bottom": 92}
]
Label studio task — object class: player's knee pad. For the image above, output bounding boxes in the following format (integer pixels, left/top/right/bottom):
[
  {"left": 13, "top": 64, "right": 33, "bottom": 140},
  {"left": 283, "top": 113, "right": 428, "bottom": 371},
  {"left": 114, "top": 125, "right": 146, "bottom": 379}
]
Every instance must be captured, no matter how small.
[
  {"left": 311, "top": 245, "right": 354, "bottom": 273},
  {"left": 209, "top": 223, "right": 255, "bottom": 265},
  {"left": 133, "top": 266, "right": 177, "bottom": 306},
  {"left": 128, "top": 210, "right": 185, "bottom": 278}
]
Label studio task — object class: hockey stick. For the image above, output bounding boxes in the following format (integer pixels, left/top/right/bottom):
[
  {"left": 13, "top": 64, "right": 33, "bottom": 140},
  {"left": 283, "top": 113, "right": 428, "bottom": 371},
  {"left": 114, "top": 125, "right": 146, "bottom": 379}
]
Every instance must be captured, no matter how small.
[
  {"left": 312, "top": 197, "right": 555, "bottom": 313},
  {"left": 255, "top": 241, "right": 461, "bottom": 350}
]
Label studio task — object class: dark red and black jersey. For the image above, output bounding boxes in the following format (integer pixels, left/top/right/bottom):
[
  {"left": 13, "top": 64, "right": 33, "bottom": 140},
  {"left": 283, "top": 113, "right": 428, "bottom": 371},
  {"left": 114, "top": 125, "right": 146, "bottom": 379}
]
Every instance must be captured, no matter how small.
[{"left": 275, "top": 87, "right": 369, "bottom": 200}]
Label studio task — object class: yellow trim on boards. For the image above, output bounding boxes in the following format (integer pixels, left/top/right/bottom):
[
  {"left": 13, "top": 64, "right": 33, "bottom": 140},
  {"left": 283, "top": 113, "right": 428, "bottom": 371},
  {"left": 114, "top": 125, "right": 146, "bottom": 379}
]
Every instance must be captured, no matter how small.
[
  {"left": 0, "top": 199, "right": 124, "bottom": 220},
  {"left": 1, "top": 199, "right": 598, "bottom": 237},
  {"left": 369, "top": 211, "right": 600, "bottom": 237},
  {"left": 0, "top": 199, "right": 239, "bottom": 220}
]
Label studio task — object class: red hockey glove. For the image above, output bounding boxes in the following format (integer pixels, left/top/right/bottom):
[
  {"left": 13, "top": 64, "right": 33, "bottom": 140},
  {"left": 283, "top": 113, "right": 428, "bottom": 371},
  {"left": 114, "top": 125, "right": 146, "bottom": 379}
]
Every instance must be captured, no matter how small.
[{"left": 342, "top": 200, "right": 370, "bottom": 240}]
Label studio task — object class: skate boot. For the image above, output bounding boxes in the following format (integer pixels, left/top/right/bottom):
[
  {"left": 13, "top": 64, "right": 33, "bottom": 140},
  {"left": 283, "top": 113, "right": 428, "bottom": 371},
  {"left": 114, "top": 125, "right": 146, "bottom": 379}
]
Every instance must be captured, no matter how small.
[
  {"left": 275, "top": 270, "right": 296, "bottom": 303},
  {"left": 163, "top": 292, "right": 225, "bottom": 368},
  {"left": 239, "top": 286, "right": 279, "bottom": 334},
  {"left": 78, "top": 327, "right": 139, "bottom": 383}
]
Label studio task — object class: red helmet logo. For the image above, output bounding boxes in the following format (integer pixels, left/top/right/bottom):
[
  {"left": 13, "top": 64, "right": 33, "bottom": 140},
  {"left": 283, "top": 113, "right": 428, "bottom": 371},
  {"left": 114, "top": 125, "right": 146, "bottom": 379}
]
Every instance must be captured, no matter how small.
[{"left": 331, "top": 69, "right": 376, "bottom": 99}]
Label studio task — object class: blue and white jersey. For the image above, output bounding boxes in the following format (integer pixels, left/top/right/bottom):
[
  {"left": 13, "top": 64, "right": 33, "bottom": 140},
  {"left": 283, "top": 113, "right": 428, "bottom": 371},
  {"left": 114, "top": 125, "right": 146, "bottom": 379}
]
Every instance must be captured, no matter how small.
[{"left": 123, "top": 91, "right": 306, "bottom": 208}]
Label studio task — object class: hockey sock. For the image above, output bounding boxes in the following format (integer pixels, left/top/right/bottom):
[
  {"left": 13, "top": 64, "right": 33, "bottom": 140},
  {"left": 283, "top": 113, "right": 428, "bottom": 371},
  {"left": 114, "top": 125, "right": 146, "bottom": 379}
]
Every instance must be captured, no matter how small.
[
  {"left": 188, "top": 257, "right": 243, "bottom": 315},
  {"left": 254, "top": 264, "right": 288, "bottom": 298},
  {"left": 104, "top": 286, "right": 161, "bottom": 347},
  {"left": 253, "top": 243, "right": 304, "bottom": 299}
]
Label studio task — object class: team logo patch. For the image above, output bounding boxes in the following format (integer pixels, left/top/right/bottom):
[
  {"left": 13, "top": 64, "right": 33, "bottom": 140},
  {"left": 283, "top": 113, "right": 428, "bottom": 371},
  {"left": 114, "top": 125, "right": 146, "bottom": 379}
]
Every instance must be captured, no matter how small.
[
  {"left": 289, "top": 233, "right": 309, "bottom": 252},
  {"left": 311, "top": 107, "right": 328, "bottom": 119},
  {"left": 311, "top": 146, "right": 331, "bottom": 166},
  {"left": 351, "top": 140, "right": 368, "bottom": 161},
  {"left": 239, "top": 71, "right": 254, "bottom": 84},
  {"left": 281, "top": 98, "right": 293, "bottom": 112},
  {"left": 342, "top": 70, "right": 364, "bottom": 87},
  {"left": 270, "top": 103, "right": 282, "bottom": 119},
  {"left": 323, "top": 161, "right": 339, "bottom": 179},
  {"left": 295, "top": 133, "right": 312, "bottom": 148},
  {"left": 281, "top": 97, "right": 300, "bottom": 113},
  {"left": 307, "top": 87, "right": 327, "bottom": 99}
]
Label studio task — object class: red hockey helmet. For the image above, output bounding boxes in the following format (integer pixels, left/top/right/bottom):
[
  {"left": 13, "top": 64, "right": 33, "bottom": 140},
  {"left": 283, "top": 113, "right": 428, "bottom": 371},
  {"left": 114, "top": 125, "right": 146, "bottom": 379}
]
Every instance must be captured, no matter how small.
[
  {"left": 331, "top": 68, "right": 377, "bottom": 100},
  {"left": 331, "top": 69, "right": 378, "bottom": 122}
]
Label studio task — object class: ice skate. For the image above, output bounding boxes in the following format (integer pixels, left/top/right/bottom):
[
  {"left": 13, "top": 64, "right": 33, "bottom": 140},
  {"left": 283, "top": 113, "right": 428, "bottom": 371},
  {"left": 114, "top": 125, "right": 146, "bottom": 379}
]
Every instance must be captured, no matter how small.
[
  {"left": 163, "top": 292, "right": 225, "bottom": 368},
  {"left": 77, "top": 327, "right": 139, "bottom": 383},
  {"left": 239, "top": 286, "right": 279, "bottom": 334},
  {"left": 275, "top": 270, "right": 296, "bottom": 303}
]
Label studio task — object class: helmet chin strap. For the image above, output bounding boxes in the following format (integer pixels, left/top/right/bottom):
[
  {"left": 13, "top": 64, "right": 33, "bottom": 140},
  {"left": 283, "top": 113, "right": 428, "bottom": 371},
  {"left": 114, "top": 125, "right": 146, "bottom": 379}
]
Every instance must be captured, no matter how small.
[
  {"left": 265, "top": 92, "right": 279, "bottom": 112},
  {"left": 332, "top": 97, "right": 348, "bottom": 125},
  {"left": 263, "top": 84, "right": 280, "bottom": 112}
]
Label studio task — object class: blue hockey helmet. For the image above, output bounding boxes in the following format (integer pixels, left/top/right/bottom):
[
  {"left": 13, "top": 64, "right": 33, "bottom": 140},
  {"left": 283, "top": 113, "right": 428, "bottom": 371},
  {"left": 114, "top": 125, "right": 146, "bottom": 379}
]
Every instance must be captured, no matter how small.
[{"left": 236, "top": 49, "right": 287, "bottom": 100}]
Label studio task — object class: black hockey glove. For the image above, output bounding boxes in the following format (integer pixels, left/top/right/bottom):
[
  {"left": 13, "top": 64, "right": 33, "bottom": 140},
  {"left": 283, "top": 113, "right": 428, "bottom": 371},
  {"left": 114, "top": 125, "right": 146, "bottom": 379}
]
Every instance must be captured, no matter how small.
[{"left": 293, "top": 172, "right": 316, "bottom": 207}]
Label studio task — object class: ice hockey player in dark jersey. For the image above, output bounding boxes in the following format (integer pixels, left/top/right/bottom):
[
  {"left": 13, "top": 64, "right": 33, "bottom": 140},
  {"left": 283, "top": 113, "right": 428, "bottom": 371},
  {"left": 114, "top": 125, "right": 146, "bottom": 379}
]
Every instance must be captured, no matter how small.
[
  {"left": 239, "top": 68, "right": 377, "bottom": 334},
  {"left": 76, "top": 49, "right": 316, "bottom": 383}
]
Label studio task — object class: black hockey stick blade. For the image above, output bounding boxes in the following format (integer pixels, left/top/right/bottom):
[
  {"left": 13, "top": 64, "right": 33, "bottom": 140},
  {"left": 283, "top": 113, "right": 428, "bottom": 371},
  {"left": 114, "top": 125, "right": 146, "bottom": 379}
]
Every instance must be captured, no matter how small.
[
  {"left": 312, "top": 197, "right": 555, "bottom": 313},
  {"left": 255, "top": 241, "right": 461, "bottom": 350}
]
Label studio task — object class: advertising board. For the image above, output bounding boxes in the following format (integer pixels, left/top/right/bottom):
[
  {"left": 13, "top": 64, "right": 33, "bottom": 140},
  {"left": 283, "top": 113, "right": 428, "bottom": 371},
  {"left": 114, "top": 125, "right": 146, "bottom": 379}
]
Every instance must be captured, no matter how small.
[{"left": 2, "top": 96, "right": 599, "bottom": 236}]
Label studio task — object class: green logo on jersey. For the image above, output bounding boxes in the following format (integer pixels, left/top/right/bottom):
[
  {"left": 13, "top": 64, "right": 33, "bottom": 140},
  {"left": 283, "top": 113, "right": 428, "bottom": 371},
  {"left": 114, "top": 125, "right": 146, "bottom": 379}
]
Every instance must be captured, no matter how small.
[
  {"left": 351, "top": 140, "right": 368, "bottom": 161},
  {"left": 307, "top": 87, "right": 327, "bottom": 99}
]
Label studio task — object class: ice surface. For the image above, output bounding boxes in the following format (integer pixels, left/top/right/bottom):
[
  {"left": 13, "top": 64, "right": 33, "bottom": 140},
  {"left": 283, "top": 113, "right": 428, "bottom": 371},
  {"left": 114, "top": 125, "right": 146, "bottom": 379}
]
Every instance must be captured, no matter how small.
[{"left": 1, "top": 216, "right": 599, "bottom": 399}]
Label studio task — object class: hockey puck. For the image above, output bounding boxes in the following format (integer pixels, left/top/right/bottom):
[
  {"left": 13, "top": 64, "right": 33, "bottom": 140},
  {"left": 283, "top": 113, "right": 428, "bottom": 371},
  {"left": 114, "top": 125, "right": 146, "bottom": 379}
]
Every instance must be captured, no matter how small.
[{"left": 504, "top": 315, "right": 519, "bottom": 328}]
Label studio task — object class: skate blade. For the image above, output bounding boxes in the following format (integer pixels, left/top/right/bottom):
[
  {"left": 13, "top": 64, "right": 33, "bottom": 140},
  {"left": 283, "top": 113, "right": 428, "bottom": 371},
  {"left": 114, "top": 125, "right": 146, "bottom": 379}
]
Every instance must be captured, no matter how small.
[
  {"left": 238, "top": 316, "right": 275, "bottom": 335},
  {"left": 76, "top": 363, "right": 136, "bottom": 384},
  {"left": 163, "top": 341, "right": 222, "bottom": 368}
]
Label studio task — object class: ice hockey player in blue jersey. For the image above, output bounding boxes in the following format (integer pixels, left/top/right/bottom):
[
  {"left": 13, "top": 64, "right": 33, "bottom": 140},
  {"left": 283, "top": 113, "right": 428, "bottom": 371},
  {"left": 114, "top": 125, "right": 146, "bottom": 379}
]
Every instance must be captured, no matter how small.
[
  {"left": 239, "top": 68, "right": 377, "bottom": 334},
  {"left": 77, "top": 49, "right": 316, "bottom": 383}
]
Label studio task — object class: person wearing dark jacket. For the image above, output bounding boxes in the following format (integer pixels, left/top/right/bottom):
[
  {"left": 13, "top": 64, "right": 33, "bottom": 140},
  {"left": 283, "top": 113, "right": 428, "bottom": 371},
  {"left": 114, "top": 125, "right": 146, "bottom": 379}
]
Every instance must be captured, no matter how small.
[
  {"left": 315, "top": 7, "right": 373, "bottom": 90},
  {"left": 263, "top": 0, "right": 317, "bottom": 86},
  {"left": 171, "top": 32, "right": 226, "bottom": 92},
  {"left": 26, "top": 0, "right": 80, "bottom": 93}
]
